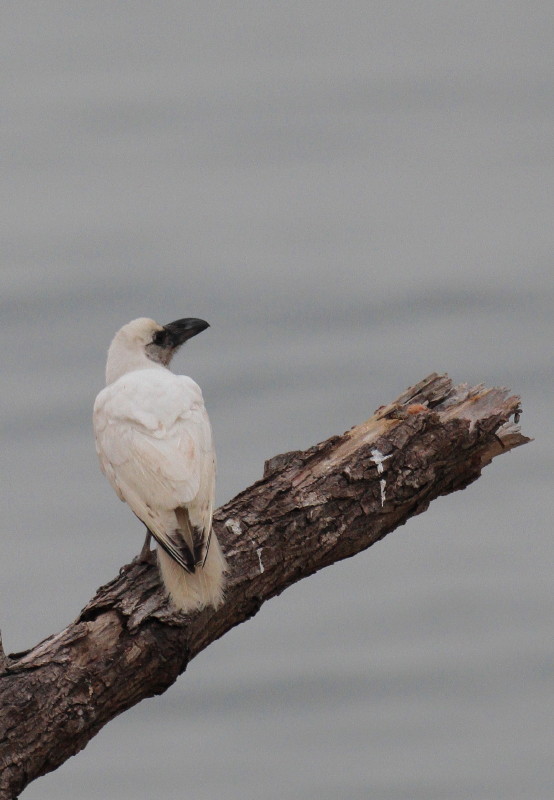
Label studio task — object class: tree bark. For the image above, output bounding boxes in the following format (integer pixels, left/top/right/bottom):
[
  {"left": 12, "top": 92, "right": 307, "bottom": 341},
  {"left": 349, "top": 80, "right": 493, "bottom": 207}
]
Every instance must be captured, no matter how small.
[{"left": 0, "top": 373, "right": 529, "bottom": 799}]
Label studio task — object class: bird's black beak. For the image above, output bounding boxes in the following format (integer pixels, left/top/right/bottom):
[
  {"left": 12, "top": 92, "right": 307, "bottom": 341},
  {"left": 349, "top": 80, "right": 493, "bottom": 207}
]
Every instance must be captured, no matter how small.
[{"left": 153, "top": 318, "right": 210, "bottom": 349}]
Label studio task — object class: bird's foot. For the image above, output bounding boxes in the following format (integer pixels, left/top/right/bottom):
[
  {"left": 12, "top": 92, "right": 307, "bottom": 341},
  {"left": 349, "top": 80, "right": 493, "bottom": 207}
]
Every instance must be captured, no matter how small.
[
  {"left": 138, "top": 530, "right": 156, "bottom": 564},
  {"left": 138, "top": 547, "right": 156, "bottom": 565}
]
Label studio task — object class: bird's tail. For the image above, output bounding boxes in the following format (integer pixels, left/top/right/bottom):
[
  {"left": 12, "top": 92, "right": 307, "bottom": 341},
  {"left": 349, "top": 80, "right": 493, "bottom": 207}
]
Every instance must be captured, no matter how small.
[{"left": 157, "top": 532, "right": 227, "bottom": 613}]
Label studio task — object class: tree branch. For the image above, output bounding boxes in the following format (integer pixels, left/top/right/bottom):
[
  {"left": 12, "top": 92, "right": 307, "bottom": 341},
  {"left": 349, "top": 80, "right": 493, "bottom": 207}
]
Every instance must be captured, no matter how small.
[{"left": 0, "top": 374, "right": 529, "bottom": 799}]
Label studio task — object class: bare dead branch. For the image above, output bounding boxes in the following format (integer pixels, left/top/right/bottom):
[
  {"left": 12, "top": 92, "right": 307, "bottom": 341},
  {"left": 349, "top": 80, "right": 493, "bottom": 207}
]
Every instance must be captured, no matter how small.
[{"left": 0, "top": 374, "right": 530, "bottom": 799}]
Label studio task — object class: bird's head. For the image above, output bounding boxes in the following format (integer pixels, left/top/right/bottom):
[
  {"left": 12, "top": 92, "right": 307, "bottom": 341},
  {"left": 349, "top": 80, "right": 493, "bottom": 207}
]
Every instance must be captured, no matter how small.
[{"left": 105, "top": 316, "right": 210, "bottom": 384}]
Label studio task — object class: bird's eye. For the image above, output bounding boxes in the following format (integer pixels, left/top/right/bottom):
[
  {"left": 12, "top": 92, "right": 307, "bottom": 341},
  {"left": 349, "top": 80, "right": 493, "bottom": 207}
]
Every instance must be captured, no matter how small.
[{"left": 151, "top": 329, "right": 168, "bottom": 347}]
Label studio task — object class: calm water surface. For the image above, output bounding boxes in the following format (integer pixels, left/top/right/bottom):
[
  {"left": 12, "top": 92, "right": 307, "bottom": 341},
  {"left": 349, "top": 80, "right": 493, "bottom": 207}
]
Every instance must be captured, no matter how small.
[{"left": 1, "top": 4, "right": 552, "bottom": 798}]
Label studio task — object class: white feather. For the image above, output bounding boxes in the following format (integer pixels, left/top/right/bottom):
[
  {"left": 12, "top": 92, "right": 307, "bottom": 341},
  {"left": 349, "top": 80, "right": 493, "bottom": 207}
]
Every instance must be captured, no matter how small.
[{"left": 93, "top": 318, "right": 226, "bottom": 612}]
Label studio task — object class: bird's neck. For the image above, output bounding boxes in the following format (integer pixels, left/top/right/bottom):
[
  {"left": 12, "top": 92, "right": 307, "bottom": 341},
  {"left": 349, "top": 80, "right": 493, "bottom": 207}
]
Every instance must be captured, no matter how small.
[{"left": 105, "top": 343, "right": 168, "bottom": 385}]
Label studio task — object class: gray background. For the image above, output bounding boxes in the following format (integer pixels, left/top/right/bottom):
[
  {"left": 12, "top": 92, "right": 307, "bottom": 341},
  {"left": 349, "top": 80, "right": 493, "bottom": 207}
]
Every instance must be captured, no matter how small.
[{"left": 2, "top": 3, "right": 552, "bottom": 798}]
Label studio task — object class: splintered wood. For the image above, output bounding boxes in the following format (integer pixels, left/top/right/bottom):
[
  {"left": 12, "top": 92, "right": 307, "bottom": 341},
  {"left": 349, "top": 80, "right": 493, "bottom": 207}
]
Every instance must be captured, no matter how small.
[{"left": 0, "top": 373, "right": 530, "bottom": 799}]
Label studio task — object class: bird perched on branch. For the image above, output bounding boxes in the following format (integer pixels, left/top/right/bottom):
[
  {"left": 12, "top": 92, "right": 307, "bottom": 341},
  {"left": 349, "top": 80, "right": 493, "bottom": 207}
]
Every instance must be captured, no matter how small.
[{"left": 93, "top": 317, "right": 226, "bottom": 613}]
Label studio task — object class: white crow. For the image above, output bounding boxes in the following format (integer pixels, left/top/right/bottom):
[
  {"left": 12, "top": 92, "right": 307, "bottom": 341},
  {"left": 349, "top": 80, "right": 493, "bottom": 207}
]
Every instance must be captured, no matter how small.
[{"left": 93, "top": 317, "right": 226, "bottom": 612}]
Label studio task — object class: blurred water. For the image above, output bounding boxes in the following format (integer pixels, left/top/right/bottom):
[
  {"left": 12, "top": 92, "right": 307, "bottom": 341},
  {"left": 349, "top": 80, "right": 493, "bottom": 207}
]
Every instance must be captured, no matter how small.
[{"left": 1, "top": 3, "right": 553, "bottom": 798}]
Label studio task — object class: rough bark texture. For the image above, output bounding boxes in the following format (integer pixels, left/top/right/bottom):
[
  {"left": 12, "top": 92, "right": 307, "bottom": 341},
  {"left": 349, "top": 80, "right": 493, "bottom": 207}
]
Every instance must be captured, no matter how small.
[{"left": 0, "top": 374, "right": 529, "bottom": 799}]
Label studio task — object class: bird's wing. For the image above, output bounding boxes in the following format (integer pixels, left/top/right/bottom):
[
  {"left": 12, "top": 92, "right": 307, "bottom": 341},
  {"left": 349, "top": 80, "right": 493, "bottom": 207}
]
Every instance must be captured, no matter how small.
[{"left": 93, "top": 370, "right": 215, "bottom": 572}]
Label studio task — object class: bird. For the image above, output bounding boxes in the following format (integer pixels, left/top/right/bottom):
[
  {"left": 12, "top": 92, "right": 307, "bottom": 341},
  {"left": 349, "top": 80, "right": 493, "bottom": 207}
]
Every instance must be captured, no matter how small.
[{"left": 93, "top": 317, "right": 226, "bottom": 613}]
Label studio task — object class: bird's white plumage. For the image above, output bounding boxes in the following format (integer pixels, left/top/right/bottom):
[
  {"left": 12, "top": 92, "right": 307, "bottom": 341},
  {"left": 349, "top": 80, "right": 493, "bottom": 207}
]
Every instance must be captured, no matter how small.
[
  {"left": 93, "top": 317, "right": 225, "bottom": 612},
  {"left": 94, "top": 370, "right": 211, "bottom": 511}
]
